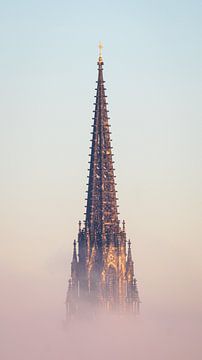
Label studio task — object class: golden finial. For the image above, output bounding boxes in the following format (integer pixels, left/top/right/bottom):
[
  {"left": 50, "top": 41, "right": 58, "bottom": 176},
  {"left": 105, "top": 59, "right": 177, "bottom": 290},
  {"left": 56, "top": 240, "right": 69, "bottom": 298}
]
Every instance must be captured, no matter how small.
[{"left": 98, "top": 41, "right": 103, "bottom": 63}]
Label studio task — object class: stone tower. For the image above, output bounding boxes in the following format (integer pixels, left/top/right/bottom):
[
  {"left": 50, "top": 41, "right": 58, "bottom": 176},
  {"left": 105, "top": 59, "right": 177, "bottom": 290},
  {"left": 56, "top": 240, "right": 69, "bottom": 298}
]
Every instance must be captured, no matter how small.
[{"left": 66, "top": 45, "right": 140, "bottom": 318}]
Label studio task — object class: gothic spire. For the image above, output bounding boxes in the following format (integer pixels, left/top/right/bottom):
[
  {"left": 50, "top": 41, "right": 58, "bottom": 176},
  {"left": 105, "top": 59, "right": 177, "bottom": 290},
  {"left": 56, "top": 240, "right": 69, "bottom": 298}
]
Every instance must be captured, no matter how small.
[
  {"left": 127, "top": 239, "right": 132, "bottom": 262},
  {"left": 66, "top": 46, "right": 140, "bottom": 317},
  {"left": 72, "top": 239, "right": 77, "bottom": 262},
  {"left": 126, "top": 239, "right": 134, "bottom": 278},
  {"left": 85, "top": 44, "right": 119, "bottom": 241},
  {"left": 71, "top": 240, "right": 78, "bottom": 285}
]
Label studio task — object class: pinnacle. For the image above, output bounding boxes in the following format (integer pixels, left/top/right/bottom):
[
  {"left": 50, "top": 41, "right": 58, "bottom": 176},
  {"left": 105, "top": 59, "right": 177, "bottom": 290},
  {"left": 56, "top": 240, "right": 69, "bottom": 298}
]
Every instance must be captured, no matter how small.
[{"left": 85, "top": 53, "right": 119, "bottom": 237}]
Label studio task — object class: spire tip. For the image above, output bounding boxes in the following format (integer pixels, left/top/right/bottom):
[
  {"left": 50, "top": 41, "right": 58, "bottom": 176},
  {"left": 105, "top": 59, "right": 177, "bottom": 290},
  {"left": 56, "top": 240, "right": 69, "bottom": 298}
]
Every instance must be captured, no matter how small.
[{"left": 98, "top": 41, "right": 103, "bottom": 63}]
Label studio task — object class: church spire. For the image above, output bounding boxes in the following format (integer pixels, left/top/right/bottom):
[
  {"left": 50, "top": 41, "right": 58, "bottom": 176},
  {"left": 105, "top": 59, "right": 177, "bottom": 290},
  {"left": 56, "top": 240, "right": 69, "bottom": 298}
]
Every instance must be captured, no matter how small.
[
  {"left": 66, "top": 46, "right": 140, "bottom": 317},
  {"left": 85, "top": 43, "right": 119, "bottom": 243}
]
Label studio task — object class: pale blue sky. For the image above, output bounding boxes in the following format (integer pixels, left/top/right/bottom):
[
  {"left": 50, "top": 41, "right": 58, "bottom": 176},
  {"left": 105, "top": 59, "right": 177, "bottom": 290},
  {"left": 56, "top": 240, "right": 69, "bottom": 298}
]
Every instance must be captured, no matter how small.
[{"left": 0, "top": 0, "right": 201, "bottom": 315}]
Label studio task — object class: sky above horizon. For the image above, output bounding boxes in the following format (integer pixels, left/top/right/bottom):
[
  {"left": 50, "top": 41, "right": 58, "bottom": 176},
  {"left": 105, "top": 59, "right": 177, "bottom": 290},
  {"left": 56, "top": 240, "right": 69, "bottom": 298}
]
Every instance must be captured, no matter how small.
[{"left": 0, "top": 0, "right": 202, "bottom": 334}]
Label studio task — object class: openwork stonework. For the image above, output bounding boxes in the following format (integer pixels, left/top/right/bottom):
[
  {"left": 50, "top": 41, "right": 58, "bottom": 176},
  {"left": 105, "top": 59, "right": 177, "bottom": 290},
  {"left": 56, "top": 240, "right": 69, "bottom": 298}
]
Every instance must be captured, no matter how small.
[{"left": 66, "top": 47, "right": 140, "bottom": 318}]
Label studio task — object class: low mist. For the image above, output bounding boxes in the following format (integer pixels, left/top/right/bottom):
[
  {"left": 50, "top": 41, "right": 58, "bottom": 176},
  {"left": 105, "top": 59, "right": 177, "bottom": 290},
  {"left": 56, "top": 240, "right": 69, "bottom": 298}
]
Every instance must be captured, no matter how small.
[{"left": 1, "top": 268, "right": 201, "bottom": 360}]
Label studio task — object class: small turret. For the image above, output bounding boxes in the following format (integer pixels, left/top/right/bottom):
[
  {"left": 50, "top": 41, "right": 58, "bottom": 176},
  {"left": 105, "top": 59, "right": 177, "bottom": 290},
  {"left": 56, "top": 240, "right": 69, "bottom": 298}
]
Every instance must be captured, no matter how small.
[
  {"left": 78, "top": 220, "right": 82, "bottom": 233},
  {"left": 72, "top": 239, "right": 77, "bottom": 263},
  {"left": 126, "top": 239, "right": 137, "bottom": 311},
  {"left": 71, "top": 240, "right": 78, "bottom": 294},
  {"left": 122, "top": 220, "right": 125, "bottom": 233},
  {"left": 132, "top": 278, "right": 140, "bottom": 314},
  {"left": 68, "top": 279, "right": 72, "bottom": 292},
  {"left": 126, "top": 239, "right": 134, "bottom": 278}
]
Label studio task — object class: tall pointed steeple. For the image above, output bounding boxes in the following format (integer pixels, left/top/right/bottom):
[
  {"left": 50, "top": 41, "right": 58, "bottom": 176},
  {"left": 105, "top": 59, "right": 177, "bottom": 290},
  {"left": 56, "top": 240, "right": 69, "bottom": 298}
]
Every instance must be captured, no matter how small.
[
  {"left": 66, "top": 45, "right": 140, "bottom": 318},
  {"left": 86, "top": 44, "right": 119, "bottom": 244}
]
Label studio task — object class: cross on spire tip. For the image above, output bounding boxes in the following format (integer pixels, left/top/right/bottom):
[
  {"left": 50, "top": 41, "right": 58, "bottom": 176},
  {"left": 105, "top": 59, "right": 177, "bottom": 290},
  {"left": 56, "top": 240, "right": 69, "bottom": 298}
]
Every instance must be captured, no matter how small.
[{"left": 98, "top": 41, "right": 103, "bottom": 63}]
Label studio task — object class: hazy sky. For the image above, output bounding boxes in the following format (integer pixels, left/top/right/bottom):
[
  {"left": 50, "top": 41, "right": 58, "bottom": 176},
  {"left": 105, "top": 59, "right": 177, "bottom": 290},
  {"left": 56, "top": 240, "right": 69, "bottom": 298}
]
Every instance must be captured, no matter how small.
[{"left": 0, "top": 0, "right": 201, "bottom": 338}]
